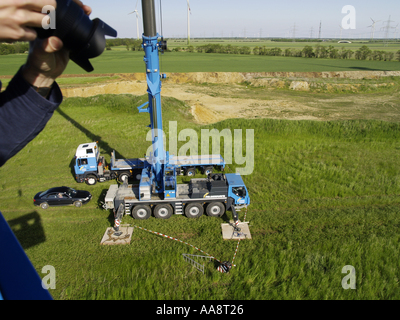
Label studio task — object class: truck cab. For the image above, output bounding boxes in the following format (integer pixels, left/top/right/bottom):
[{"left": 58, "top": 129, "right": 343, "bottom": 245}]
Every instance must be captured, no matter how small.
[
  {"left": 74, "top": 142, "right": 100, "bottom": 178},
  {"left": 74, "top": 142, "right": 116, "bottom": 185}
]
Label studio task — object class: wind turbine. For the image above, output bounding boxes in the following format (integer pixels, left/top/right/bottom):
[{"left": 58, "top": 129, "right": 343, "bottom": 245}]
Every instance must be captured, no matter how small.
[
  {"left": 339, "top": 24, "right": 343, "bottom": 40},
  {"left": 128, "top": 0, "right": 141, "bottom": 40},
  {"left": 368, "top": 18, "right": 381, "bottom": 40},
  {"left": 186, "top": 0, "right": 191, "bottom": 45}
]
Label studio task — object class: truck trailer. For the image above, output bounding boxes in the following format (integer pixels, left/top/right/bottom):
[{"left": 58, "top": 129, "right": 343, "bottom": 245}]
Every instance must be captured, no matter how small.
[{"left": 74, "top": 142, "right": 225, "bottom": 185}]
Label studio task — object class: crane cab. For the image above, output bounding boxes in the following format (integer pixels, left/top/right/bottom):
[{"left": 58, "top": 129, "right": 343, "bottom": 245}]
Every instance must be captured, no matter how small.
[
  {"left": 226, "top": 174, "right": 250, "bottom": 207},
  {"left": 164, "top": 167, "right": 177, "bottom": 199}
]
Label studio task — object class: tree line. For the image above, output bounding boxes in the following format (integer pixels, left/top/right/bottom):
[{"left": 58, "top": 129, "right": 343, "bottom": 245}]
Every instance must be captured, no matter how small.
[
  {"left": 0, "top": 42, "right": 29, "bottom": 55},
  {"left": 179, "top": 43, "right": 400, "bottom": 61},
  {"left": 2, "top": 39, "right": 400, "bottom": 62},
  {"left": 298, "top": 45, "right": 397, "bottom": 61},
  {"left": 0, "top": 39, "right": 142, "bottom": 55},
  {"left": 105, "top": 38, "right": 143, "bottom": 51}
]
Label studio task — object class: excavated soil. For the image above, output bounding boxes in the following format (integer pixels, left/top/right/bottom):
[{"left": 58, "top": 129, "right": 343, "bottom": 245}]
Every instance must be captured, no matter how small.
[{"left": 59, "top": 71, "right": 400, "bottom": 124}]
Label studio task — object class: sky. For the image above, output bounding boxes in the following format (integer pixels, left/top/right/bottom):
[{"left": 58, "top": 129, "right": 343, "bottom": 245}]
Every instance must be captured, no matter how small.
[{"left": 82, "top": 0, "right": 400, "bottom": 39}]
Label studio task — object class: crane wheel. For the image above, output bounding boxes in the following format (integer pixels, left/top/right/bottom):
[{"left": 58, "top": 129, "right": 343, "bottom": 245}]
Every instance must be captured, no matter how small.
[
  {"left": 154, "top": 204, "right": 173, "bottom": 219},
  {"left": 132, "top": 205, "right": 151, "bottom": 220},
  {"left": 184, "top": 203, "right": 204, "bottom": 218},
  {"left": 206, "top": 202, "right": 225, "bottom": 217}
]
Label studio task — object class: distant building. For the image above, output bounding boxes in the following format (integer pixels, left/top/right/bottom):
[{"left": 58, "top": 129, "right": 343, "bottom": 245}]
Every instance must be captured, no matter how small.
[{"left": 338, "top": 40, "right": 352, "bottom": 44}]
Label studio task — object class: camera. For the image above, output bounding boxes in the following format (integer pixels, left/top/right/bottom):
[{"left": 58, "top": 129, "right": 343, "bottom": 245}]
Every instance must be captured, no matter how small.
[{"left": 35, "top": 0, "right": 117, "bottom": 72}]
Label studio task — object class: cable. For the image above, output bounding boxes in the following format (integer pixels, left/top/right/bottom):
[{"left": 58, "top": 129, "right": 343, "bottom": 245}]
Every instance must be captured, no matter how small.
[
  {"left": 231, "top": 206, "right": 248, "bottom": 266},
  {"left": 159, "top": 0, "right": 163, "bottom": 38},
  {"left": 131, "top": 206, "right": 249, "bottom": 272},
  {"left": 133, "top": 224, "right": 222, "bottom": 264},
  {"left": 158, "top": 0, "right": 164, "bottom": 73}
]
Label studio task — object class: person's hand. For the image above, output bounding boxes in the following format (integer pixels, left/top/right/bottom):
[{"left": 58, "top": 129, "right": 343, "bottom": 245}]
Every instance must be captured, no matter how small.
[
  {"left": 0, "top": 0, "right": 91, "bottom": 42},
  {"left": 22, "top": 36, "right": 70, "bottom": 88},
  {"left": 0, "top": 0, "right": 57, "bottom": 42},
  {"left": 19, "top": 0, "right": 92, "bottom": 89}
]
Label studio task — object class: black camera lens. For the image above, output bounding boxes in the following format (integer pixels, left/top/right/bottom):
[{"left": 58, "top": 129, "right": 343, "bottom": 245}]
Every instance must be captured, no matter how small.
[{"left": 35, "top": 0, "right": 117, "bottom": 72}]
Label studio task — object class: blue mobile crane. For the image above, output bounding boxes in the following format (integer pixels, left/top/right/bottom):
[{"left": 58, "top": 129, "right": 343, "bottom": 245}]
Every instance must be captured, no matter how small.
[{"left": 105, "top": 0, "right": 250, "bottom": 228}]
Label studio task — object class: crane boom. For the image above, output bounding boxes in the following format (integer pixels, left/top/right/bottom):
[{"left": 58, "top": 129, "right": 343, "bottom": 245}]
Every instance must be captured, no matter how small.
[{"left": 138, "top": 0, "right": 167, "bottom": 194}]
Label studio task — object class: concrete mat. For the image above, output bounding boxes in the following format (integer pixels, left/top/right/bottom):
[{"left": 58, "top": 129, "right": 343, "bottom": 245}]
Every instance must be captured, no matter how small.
[
  {"left": 100, "top": 227, "right": 134, "bottom": 245},
  {"left": 221, "top": 221, "right": 251, "bottom": 240}
]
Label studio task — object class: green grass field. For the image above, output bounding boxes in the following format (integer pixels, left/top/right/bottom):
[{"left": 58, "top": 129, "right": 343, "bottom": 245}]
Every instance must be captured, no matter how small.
[
  {"left": 1, "top": 49, "right": 400, "bottom": 76},
  {"left": 1, "top": 94, "right": 400, "bottom": 299}
]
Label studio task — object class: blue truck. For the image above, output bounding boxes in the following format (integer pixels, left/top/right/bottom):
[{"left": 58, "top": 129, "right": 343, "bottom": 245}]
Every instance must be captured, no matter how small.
[{"left": 74, "top": 142, "right": 226, "bottom": 185}]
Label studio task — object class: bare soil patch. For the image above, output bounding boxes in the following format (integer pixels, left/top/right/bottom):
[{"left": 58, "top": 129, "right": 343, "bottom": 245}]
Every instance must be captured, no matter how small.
[{"left": 59, "top": 71, "right": 400, "bottom": 124}]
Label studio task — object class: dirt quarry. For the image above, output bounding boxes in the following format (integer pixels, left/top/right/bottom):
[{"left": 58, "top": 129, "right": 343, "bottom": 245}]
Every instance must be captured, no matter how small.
[{"left": 60, "top": 71, "right": 400, "bottom": 124}]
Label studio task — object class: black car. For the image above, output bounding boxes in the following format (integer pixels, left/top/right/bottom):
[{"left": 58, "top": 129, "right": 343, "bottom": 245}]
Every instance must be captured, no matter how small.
[{"left": 34, "top": 187, "right": 92, "bottom": 209}]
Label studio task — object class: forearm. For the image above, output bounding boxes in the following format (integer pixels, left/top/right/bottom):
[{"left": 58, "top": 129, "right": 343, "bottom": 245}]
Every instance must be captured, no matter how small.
[
  {"left": 21, "top": 64, "right": 57, "bottom": 89},
  {"left": 0, "top": 67, "right": 62, "bottom": 167}
]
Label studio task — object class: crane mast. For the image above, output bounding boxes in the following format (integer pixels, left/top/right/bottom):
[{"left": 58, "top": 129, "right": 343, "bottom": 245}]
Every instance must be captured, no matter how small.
[{"left": 138, "top": 0, "right": 167, "bottom": 194}]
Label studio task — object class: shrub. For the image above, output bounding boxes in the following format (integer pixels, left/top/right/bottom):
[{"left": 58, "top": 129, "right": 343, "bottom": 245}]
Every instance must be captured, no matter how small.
[
  {"left": 302, "top": 45, "right": 314, "bottom": 58},
  {"left": 355, "top": 46, "right": 371, "bottom": 60}
]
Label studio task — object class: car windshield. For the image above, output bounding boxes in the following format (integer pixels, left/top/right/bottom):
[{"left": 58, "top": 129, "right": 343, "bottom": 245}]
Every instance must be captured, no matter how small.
[{"left": 67, "top": 188, "right": 77, "bottom": 197}]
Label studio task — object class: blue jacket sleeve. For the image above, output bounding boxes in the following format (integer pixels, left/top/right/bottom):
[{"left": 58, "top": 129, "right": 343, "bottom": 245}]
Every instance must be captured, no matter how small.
[
  {"left": 0, "top": 211, "right": 53, "bottom": 300},
  {"left": 0, "top": 67, "right": 63, "bottom": 167}
]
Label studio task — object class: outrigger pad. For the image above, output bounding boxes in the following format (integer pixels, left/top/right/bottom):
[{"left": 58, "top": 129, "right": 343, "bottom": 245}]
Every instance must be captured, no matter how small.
[
  {"left": 221, "top": 221, "right": 252, "bottom": 240},
  {"left": 100, "top": 226, "right": 134, "bottom": 245}
]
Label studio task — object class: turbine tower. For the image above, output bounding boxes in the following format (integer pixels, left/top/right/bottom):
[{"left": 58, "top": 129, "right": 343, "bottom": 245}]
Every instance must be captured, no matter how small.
[
  {"left": 368, "top": 18, "right": 381, "bottom": 41},
  {"left": 186, "top": 0, "right": 191, "bottom": 45},
  {"left": 128, "top": 0, "right": 141, "bottom": 40}
]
